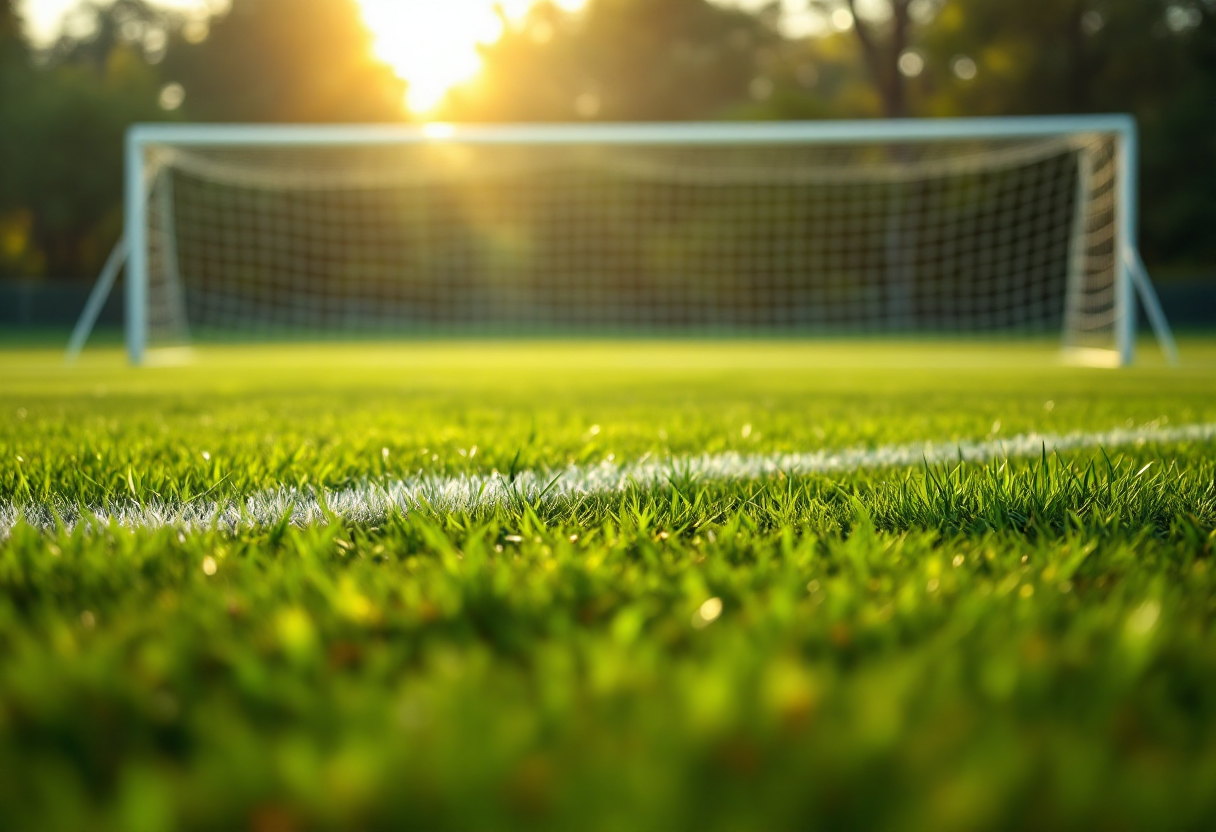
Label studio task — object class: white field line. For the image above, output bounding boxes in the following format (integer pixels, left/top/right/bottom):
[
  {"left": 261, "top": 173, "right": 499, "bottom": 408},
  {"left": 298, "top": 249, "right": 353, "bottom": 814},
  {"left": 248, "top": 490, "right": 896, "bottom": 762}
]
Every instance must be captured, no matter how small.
[{"left": 2, "top": 422, "right": 1215, "bottom": 537}]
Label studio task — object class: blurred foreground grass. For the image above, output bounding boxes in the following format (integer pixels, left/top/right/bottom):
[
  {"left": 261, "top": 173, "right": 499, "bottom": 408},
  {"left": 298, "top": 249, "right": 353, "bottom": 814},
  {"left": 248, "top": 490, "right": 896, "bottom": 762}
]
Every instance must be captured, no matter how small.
[{"left": 1, "top": 339, "right": 1215, "bottom": 831}]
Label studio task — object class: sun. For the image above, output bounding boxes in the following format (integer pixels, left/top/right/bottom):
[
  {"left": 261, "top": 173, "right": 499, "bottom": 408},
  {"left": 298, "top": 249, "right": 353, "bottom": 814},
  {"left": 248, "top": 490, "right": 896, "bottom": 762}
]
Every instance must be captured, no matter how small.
[
  {"left": 358, "top": 0, "right": 502, "bottom": 113},
  {"left": 358, "top": 0, "right": 584, "bottom": 115}
]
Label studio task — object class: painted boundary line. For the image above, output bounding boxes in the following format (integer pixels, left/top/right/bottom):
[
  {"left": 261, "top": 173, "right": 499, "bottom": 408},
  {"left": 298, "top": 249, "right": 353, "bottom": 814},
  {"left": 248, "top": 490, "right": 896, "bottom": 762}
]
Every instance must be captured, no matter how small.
[{"left": 3, "top": 422, "right": 1215, "bottom": 537}]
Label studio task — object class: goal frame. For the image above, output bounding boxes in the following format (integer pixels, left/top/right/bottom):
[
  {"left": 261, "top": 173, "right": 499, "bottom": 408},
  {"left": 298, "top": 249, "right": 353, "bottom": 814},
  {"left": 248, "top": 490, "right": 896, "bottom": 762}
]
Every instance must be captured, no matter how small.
[{"left": 110, "top": 115, "right": 1172, "bottom": 366}]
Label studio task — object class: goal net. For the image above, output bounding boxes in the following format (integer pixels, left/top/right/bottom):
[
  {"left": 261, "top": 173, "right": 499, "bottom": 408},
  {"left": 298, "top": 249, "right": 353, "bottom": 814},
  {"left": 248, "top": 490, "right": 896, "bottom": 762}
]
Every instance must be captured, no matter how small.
[{"left": 108, "top": 118, "right": 1171, "bottom": 363}]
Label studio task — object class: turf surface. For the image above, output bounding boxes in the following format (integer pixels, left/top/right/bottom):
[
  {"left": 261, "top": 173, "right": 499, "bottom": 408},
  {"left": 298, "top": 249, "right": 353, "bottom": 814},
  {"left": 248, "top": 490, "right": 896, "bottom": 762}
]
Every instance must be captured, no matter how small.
[{"left": 2, "top": 339, "right": 1216, "bottom": 831}]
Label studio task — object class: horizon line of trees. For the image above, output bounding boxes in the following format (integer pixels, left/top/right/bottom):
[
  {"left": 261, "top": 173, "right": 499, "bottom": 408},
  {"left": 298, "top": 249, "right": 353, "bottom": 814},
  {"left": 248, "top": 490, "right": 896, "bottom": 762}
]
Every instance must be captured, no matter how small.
[{"left": 0, "top": 0, "right": 1213, "bottom": 283}]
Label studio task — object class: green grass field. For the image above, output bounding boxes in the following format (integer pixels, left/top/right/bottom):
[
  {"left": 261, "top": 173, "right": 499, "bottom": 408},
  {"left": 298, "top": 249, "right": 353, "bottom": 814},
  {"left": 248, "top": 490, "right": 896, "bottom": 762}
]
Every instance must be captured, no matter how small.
[{"left": 3, "top": 339, "right": 1216, "bottom": 831}]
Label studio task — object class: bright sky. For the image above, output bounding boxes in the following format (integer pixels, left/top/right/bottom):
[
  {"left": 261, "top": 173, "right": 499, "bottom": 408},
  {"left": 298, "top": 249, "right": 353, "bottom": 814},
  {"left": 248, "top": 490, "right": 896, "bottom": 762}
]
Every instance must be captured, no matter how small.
[{"left": 18, "top": 0, "right": 828, "bottom": 113}]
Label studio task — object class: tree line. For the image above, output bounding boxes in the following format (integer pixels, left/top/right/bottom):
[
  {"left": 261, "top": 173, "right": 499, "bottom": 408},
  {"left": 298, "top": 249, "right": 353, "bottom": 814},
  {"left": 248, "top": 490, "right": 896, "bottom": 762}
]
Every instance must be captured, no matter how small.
[{"left": 0, "top": 0, "right": 1212, "bottom": 282}]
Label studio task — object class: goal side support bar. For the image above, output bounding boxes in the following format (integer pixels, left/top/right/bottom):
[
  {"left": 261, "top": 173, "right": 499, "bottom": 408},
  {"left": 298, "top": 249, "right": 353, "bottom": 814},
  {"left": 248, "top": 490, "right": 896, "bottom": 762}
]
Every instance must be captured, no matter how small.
[
  {"left": 66, "top": 155, "right": 171, "bottom": 364},
  {"left": 1131, "top": 249, "right": 1180, "bottom": 366},
  {"left": 127, "top": 133, "right": 149, "bottom": 366},
  {"left": 118, "top": 115, "right": 1175, "bottom": 366},
  {"left": 65, "top": 236, "right": 127, "bottom": 364}
]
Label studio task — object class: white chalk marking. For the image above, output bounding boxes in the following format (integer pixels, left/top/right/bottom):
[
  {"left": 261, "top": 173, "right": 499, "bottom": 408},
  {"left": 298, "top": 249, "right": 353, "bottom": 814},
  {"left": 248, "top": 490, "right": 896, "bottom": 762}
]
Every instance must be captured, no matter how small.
[{"left": 2, "top": 422, "right": 1214, "bottom": 536}]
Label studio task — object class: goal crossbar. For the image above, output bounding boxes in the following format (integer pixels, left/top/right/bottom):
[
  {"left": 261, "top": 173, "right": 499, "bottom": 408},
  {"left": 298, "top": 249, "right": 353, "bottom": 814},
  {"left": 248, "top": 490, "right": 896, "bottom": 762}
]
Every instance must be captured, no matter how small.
[{"left": 128, "top": 114, "right": 1137, "bottom": 147}]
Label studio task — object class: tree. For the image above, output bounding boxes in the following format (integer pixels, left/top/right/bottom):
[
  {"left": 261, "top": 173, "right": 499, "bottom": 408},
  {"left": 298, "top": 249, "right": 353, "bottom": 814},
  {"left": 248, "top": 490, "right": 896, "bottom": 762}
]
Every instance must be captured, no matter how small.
[
  {"left": 0, "top": 0, "right": 409, "bottom": 280},
  {"left": 804, "top": 0, "right": 923, "bottom": 118},
  {"left": 14, "top": 52, "right": 166, "bottom": 279},
  {"left": 46, "top": 0, "right": 178, "bottom": 71},
  {"left": 845, "top": 0, "right": 912, "bottom": 117},
  {"left": 0, "top": 0, "right": 19, "bottom": 48},
  {"left": 1, "top": 1, "right": 37, "bottom": 275},
  {"left": 0, "top": 1, "right": 169, "bottom": 279},
  {"left": 0, "top": 0, "right": 28, "bottom": 171},
  {"left": 916, "top": 0, "right": 1145, "bottom": 116},
  {"left": 442, "top": 0, "right": 777, "bottom": 122},
  {"left": 164, "top": 0, "right": 406, "bottom": 123},
  {"left": 913, "top": 0, "right": 1216, "bottom": 267}
]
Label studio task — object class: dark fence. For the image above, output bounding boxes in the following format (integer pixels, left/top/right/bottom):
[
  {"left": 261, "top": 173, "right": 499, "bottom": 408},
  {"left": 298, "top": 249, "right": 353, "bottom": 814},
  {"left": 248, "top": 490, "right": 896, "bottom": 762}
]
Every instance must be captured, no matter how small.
[
  {"left": 0, "top": 279, "right": 122, "bottom": 330},
  {"left": 1, "top": 273, "right": 1212, "bottom": 334},
  {"left": 1152, "top": 272, "right": 1216, "bottom": 330}
]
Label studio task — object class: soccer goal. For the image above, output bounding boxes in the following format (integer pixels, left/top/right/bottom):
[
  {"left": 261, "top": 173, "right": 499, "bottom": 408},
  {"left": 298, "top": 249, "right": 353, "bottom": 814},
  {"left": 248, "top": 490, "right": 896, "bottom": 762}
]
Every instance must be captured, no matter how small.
[{"left": 70, "top": 116, "right": 1177, "bottom": 366}]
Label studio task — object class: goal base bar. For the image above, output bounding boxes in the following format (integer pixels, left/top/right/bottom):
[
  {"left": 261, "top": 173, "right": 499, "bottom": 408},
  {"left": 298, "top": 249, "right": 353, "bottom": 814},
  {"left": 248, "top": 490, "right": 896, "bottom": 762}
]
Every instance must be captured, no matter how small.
[{"left": 1061, "top": 347, "right": 1124, "bottom": 368}]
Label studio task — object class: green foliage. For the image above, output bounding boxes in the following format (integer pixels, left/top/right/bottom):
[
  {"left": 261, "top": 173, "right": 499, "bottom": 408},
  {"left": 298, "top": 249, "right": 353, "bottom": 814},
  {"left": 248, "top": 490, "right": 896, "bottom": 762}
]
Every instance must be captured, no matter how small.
[
  {"left": 444, "top": 0, "right": 1216, "bottom": 270},
  {"left": 5, "top": 50, "right": 164, "bottom": 279},
  {"left": 802, "top": 0, "right": 917, "bottom": 118},
  {"left": 0, "top": 1, "right": 170, "bottom": 280},
  {"left": 1, "top": 0, "right": 1215, "bottom": 278},
  {"left": 162, "top": 0, "right": 406, "bottom": 124},
  {"left": 0, "top": 0, "right": 24, "bottom": 75},
  {"left": 0, "top": 0, "right": 33, "bottom": 272},
  {"left": 911, "top": 0, "right": 1216, "bottom": 267},
  {"left": 0, "top": 0, "right": 406, "bottom": 281},
  {"left": 45, "top": 0, "right": 177, "bottom": 70},
  {"left": 443, "top": 0, "right": 777, "bottom": 122},
  {"left": 0, "top": 341, "right": 1215, "bottom": 829}
]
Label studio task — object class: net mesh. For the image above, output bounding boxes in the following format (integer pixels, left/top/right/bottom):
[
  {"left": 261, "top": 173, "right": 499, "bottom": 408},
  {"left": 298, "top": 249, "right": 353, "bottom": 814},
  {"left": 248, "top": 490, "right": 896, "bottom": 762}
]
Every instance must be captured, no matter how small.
[{"left": 140, "top": 133, "right": 1121, "bottom": 347}]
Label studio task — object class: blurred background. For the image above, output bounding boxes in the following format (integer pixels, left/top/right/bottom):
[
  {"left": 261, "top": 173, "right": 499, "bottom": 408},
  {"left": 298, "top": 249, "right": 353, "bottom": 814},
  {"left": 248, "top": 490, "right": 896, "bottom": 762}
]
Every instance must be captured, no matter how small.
[{"left": 1, "top": 0, "right": 1213, "bottom": 333}]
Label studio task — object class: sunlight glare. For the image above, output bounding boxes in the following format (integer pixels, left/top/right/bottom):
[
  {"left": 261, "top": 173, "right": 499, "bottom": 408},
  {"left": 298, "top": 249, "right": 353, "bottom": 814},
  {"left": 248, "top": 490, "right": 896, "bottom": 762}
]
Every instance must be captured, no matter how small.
[
  {"left": 422, "top": 122, "right": 456, "bottom": 139},
  {"left": 358, "top": 0, "right": 585, "bottom": 114}
]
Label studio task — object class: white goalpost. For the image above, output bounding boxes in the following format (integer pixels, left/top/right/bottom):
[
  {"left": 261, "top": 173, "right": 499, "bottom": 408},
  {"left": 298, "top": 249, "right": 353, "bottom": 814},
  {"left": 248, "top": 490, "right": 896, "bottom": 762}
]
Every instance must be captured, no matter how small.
[{"left": 69, "top": 115, "right": 1177, "bottom": 366}]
